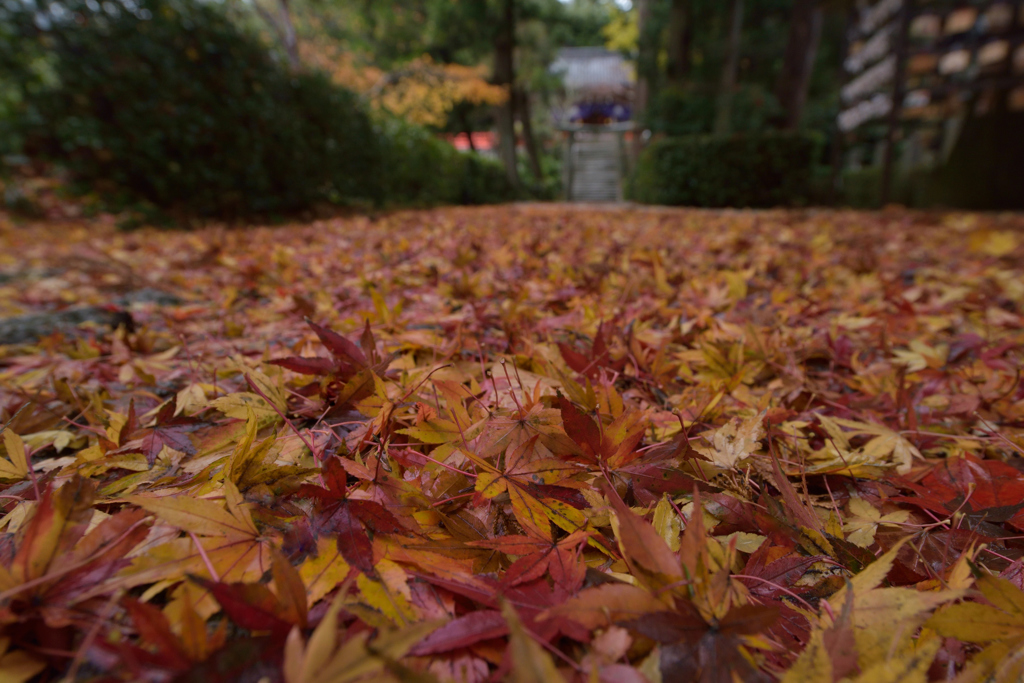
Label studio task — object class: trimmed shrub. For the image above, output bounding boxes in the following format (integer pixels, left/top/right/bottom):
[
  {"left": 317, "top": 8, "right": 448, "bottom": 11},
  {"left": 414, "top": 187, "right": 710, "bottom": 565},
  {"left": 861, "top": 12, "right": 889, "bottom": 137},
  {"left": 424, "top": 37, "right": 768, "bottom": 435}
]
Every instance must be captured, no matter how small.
[
  {"left": 839, "top": 167, "right": 930, "bottom": 209},
  {"left": 630, "top": 132, "right": 820, "bottom": 208},
  {"left": 462, "top": 153, "right": 521, "bottom": 205},
  {"left": 1, "top": 0, "right": 382, "bottom": 218},
  {"left": 377, "top": 118, "right": 461, "bottom": 205},
  {"left": 377, "top": 117, "right": 518, "bottom": 206}
]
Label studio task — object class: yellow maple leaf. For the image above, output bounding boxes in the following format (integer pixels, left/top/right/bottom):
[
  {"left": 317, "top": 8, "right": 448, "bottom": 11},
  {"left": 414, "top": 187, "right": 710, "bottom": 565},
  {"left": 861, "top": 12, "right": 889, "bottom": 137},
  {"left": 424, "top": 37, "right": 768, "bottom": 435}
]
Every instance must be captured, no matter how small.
[
  {"left": 0, "top": 429, "right": 30, "bottom": 480},
  {"left": 504, "top": 599, "right": 565, "bottom": 683},
  {"left": 892, "top": 339, "right": 949, "bottom": 373},
  {"left": 842, "top": 497, "right": 910, "bottom": 548},
  {"left": 827, "top": 539, "right": 962, "bottom": 673},
  {"left": 970, "top": 230, "right": 1018, "bottom": 257},
  {"left": 694, "top": 411, "right": 765, "bottom": 469},
  {"left": 803, "top": 415, "right": 919, "bottom": 477},
  {"left": 127, "top": 481, "right": 257, "bottom": 538},
  {"left": 283, "top": 594, "right": 440, "bottom": 683},
  {"left": 0, "top": 636, "right": 45, "bottom": 683},
  {"left": 927, "top": 573, "right": 1024, "bottom": 681}
]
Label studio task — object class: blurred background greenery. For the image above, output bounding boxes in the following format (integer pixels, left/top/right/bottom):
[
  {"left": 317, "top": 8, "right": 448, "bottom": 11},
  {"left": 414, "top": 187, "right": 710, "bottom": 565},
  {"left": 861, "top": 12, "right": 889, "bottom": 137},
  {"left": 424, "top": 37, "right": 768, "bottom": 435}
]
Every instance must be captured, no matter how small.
[{"left": 0, "top": 0, "right": 1021, "bottom": 224}]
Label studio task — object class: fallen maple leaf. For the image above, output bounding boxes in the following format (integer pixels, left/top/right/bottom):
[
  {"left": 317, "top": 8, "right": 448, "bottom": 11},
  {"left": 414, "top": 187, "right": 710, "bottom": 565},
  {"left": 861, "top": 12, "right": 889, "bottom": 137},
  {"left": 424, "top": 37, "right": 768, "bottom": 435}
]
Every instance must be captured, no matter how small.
[
  {"left": 694, "top": 411, "right": 765, "bottom": 469},
  {"left": 0, "top": 205, "right": 1022, "bottom": 681},
  {"left": 842, "top": 496, "right": 910, "bottom": 548}
]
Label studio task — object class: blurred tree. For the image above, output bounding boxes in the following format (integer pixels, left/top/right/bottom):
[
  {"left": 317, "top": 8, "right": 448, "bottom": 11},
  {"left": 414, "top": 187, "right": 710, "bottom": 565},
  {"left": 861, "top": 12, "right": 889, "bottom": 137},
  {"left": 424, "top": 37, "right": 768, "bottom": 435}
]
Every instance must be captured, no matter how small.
[
  {"left": 602, "top": 6, "right": 638, "bottom": 52},
  {"left": 276, "top": 0, "right": 609, "bottom": 187},
  {"left": 494, "top": 0, "right": 521, "bottom": 186},
  {"left": 627, "top": 0, "right": 848, "bottom": 143},
  {"left": 714, "top": 0, "right": 744, "bottom": 134},
  {"left": 252, "top": 0, "right": 300, "bottom": 70},
  {"left": 291, "top": 9, "right": 507, "bottom": 129},
  {"left": 775, "top": 0, "right": 824, "bottom": 128},
  {"left": 370, "top": 58, "right": 507, "bottom": 128},
  {"left": 633, "top": 0, "right": 655, "bottom": 159},
  {"left": 667, "top": 0, "right": 693, "bottom": 84}
]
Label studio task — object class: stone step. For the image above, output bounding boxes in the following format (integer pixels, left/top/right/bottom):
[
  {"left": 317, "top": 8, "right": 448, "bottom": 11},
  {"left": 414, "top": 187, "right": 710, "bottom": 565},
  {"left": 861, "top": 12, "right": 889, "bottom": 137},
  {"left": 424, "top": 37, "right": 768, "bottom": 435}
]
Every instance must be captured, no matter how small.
[{"left": 567, "top": 132, "right": 623, "bottom": 202}]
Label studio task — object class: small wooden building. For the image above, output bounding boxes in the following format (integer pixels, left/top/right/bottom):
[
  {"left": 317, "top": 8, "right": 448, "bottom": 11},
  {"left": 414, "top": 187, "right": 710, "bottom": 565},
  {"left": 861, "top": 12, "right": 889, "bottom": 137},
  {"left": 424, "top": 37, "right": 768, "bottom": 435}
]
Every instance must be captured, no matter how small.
[{"left": 550, "top": 48, "right": 636, "bottom": 202}]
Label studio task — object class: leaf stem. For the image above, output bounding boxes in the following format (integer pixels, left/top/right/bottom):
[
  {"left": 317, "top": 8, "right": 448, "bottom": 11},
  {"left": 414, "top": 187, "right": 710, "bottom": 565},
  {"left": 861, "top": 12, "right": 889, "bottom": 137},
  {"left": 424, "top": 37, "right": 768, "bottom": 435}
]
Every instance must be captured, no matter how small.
[{"left": 189, "top": 530, "right": 222, "bottom": 582}]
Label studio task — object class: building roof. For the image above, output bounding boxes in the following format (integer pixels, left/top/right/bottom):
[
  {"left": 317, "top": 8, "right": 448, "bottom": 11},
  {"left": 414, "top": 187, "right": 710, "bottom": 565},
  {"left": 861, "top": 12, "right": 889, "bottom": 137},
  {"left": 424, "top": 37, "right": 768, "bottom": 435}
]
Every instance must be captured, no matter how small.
[{"left": 550, "top": 47, "right": 634, "bottom": 96}]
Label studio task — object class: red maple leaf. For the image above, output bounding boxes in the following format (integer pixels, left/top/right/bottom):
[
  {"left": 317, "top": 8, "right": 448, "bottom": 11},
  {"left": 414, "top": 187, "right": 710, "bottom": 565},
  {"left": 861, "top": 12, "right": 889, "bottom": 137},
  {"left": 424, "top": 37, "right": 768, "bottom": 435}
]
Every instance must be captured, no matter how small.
[
  {"left": 557, "top": 322, "right": 626, "bottom": 379},
  {"left": 294, "top": 456, "right": 411, "bottom": 574},
  {"left": 112, "top": 397, "right": 199, "bottom": 464},
  {"left": 892, "top": 455, "right": 1024, "bottom": 529}
]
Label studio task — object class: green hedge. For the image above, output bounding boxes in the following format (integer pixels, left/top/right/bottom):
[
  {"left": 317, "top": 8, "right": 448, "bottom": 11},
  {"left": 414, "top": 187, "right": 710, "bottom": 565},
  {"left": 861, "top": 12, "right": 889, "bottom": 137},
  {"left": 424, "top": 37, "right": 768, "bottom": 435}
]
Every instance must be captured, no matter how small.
[
  {"left": 630, "top": 132, "right": 819, "bottom": 208},
  {"left": 376, "top": 117, "right": 519, "bottom": 206},
  {"left": 0, "top": 0, "right": 516, "bottom": 220},
  {"left": 2, "top": 0, "right": 384, "bottom": 218},
  {"left": 839, "top": 167, "right": 931, "bottom": 209}
]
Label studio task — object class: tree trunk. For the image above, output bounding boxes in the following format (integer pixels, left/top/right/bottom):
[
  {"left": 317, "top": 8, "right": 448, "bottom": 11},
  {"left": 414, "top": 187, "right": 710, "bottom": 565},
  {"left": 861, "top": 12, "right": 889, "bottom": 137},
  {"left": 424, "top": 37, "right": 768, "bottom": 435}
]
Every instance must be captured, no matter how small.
[
  {"left": 714, "top": 0, "right": 744, "bottom": 135},
  {"left": 494, "top": 0, "right": 521, "bottom": 187},
  {"left": 254, "top": 0, "right": 300, "bottom": 71},
  {"left": 632, "top": 0, "right": 654, "bottom": 161},
  {"left": 459, "top": 109, "right": 477, "bottom": 152},
  {"left": 278, "top": 0, "right": 299, "bottom": 70},
  {"left": 667, "top": 0, "right": 693, "bottom": 85},
  {"left": 516, "top": 87, "right": 543, "bottom": 181},
  {"left": 775, "top": 0, "right": 824, "bottom": 130}
]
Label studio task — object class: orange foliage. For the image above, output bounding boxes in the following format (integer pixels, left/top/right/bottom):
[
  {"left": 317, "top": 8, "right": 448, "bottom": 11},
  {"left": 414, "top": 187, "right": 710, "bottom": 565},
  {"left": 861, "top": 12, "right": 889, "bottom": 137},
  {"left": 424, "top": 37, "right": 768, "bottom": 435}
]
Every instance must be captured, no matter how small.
[{"left": 301, "top": 39, "right": 506, "bottom": 127}]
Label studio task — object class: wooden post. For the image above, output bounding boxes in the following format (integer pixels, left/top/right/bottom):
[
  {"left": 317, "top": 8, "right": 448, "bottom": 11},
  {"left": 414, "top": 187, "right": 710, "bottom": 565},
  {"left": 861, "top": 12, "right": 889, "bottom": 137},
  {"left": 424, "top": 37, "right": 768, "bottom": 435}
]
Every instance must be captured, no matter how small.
[
  {"left": 617, "top": 129, "right": 627, "bottom": 201},
  {"left": 632, "top": 0, "right": 653, "bottom": 162},
  {"left": 563, "top": 130, "right": 575, "bottom": 201},
  {"left": 880, "top": 0, "right": 913, "bottom": 206},
  {"left": 831, "top": 7, "right": 859, "bottom": 204}
]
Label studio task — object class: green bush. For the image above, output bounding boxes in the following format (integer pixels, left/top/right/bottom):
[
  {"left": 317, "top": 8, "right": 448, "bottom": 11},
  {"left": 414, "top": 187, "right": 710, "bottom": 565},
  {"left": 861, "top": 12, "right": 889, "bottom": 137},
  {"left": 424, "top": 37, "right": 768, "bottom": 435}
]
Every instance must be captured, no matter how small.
[
  {"left": 838, "top": 168, "right": 911, "bottom": 209},
  {"left": 462, "top": 153, "right": 521, "bottom": 205},
  {"left": 377, "top": 116, "right": 518, "bottom": 206},
  {"left": 376, "top": 118, "right": 461, "bottom": 205},
  {"left": 0, "top": 0, "right": 519, "bottom": 219},
  {"left": 1, "top": 0, "right": 382, "bottom": 218},
  {"left": 630, "top": 132, "right": 819, "bottom": 208}
]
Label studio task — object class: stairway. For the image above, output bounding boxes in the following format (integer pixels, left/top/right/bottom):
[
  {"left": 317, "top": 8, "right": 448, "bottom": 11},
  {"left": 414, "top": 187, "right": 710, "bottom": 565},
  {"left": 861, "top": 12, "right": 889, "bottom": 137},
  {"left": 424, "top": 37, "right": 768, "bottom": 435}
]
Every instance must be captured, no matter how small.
[{"left": 569, "top": 132, "right": 622, "bottom": 202}]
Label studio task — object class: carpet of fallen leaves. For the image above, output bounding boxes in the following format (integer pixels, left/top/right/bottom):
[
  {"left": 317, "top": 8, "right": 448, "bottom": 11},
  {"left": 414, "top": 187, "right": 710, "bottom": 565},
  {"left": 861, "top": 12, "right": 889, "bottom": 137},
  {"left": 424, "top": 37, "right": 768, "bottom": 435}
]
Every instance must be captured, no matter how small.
[{"left": 3, "top": 205, "right": 1024, "bottom": 682}]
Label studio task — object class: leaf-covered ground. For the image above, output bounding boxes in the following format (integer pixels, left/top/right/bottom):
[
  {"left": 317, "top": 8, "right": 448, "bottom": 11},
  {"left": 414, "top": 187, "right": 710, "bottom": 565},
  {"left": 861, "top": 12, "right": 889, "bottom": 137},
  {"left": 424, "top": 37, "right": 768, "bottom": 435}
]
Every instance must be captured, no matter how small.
[{"left": 2, "top": 205, "right": 1024, "bottom": 682}]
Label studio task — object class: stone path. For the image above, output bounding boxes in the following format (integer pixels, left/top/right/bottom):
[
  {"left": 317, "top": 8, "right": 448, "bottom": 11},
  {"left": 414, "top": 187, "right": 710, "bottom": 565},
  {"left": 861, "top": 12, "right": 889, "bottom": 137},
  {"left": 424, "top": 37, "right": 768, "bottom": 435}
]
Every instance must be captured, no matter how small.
[{"left": 569, "top": 132, "right": 623, "bottom": 203}]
